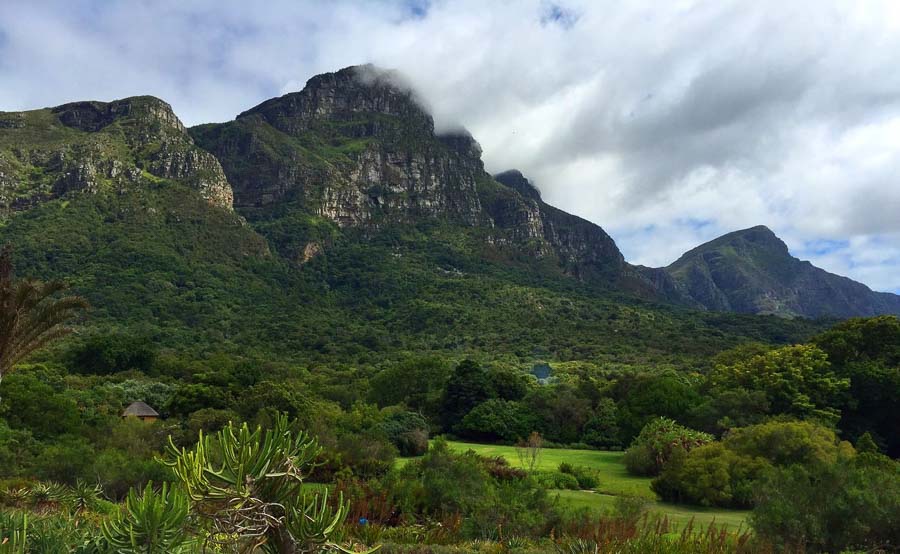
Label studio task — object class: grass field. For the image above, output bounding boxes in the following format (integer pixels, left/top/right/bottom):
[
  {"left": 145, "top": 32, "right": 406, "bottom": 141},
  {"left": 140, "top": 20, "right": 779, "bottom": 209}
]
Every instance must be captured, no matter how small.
[
  {"left": 399, "top": 441, "right": 749, "bottom": 531},
  {"left": 551, "top": 490, "right": 749, "bottom": 530},
  {"left": 430, "top": 441, "right": 654, "bottom": 497}
]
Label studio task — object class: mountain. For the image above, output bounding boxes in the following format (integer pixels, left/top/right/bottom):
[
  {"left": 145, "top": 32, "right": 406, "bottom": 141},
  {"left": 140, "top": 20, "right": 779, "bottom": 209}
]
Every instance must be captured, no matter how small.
[
  {"left": 0, "top": 65, "right": 852, "bottom": 365},
  {"left": 665, "top": 225, "right": 900, "bottom": 318},
  {"left": 0, "top": 96, "right": 232, "bottom": 213},
  {"left": 189, "top": 65, "right": 636, "bottom": 285}
]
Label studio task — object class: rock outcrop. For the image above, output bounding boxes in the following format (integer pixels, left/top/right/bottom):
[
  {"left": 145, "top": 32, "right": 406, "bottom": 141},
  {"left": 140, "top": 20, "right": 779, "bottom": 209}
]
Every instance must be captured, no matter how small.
[
  {"left": 192, "top": 65, "right": 483, "bottom": 226},
  {"left": 192, "top": 65, "right": 629, "bottom": 283},
  {"left": 0, "top": 96, "right": 233, "bottom": 214}
]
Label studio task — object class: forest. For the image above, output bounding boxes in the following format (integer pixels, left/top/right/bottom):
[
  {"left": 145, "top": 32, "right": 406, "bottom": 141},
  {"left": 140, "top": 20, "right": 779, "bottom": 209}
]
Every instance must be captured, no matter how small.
[{"left": 0, "top": 244, "right": 897, "bottom": 553}]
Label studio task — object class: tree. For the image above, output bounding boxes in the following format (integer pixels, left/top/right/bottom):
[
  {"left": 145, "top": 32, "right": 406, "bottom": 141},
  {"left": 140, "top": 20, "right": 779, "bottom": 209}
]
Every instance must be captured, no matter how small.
[
  {"left": 814, "top": 317, "right": 900, "bottom": 456},
  {"left": 0, "top": 247, "right": 87, "bottom": 403},
  {"left": 440, "top": 359, "right": 493, "bottom": 429},
  {"left": 524, "top": 383, "right": 592, "bottom": 444},
  {"left": 711, "top": 344, "right": 850, "bottom": 424},
  {"left": 581, "top": 398, "right": 621, "bottom": 448},
  {"left": 751, "top": 455, "right": 900, "bottom": 552},
  {"left": 622, "top": 417, "right": 713, "bottom": 476},
  {"left": 515, "top": 431, "right": 544, "bottom": 472},
  {"left": 612, "top": 371, "right": 701, "bottom": 444},
  {"left": 724, "top": 420, "right": 853, "bottom": 469},
  {"left": 370, "top": 355, "right": 451, "bottom": 418},
  {"left": 458, "top": 399, "right": 535, "bottom": 442}
]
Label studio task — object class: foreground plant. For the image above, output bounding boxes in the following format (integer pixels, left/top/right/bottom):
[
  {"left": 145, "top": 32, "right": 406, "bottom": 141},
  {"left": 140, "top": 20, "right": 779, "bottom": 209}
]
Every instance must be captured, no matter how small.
[
  {"left": 163, "top": 414, "right": 373, "bottom": 553},
  {"left": 101, "top": 481, "right": 191, "bottom": 553},
  {"left": 0, "top": 246, "right": 87, "bottom": 405},
  {"left": 0, "top": 511, "right": 27, "bottom": 554}
]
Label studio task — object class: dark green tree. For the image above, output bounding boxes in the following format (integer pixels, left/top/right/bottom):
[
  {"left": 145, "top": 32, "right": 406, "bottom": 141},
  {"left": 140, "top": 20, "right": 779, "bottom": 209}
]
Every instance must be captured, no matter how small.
[{"left": 440, "top": 359, "right": 493, "bottom": 429}]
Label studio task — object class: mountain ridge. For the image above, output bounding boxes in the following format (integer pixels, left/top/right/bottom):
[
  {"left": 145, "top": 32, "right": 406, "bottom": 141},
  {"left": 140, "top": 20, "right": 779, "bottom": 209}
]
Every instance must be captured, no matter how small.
[
  {"left": 664, "top": 224, "right": 900, "bottom": 317},
  {"left": 1, "top": 64, "right": 897, "bottom": 321}
]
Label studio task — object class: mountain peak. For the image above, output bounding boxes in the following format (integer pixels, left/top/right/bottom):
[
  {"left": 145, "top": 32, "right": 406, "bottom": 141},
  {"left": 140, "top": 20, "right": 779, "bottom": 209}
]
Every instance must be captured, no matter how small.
[
  {"left": 237, "top": 65, "right": 433, "bottom": 136},
  {"left": 1, "top": 95, "right": 232, "bottom": 211},
  {"left": 52, "top": 96, "right": 185, "bottom": 134},
  {"left": 673, "top": 225, "right": 788, "bottom": 266},
  {"left": 665, "top": 225, "right": 900, "bottom": 317},
  {"left": 494, "top": 169, "right": 542, "bottom": 201}
]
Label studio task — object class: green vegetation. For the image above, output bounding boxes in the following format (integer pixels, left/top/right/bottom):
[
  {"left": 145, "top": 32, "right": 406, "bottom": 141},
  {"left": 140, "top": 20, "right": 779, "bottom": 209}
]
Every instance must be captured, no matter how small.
[
  {"left": 1, "top": 81, "right": 898, "bottom": 552},
  {"left": 551, "top": 491, "right": 749, "bottom": 530}
]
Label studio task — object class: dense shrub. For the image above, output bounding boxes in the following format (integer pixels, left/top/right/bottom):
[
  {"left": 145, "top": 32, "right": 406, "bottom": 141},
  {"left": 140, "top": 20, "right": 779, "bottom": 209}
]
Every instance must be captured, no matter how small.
[
  {"left": 457, "top": 399, "right": 535, "bottom": 442},
  {"left": 0, "top": 371, "right": 80, "bottom": 439},
  {"left": 68, "top": 333, "right": 156, "bottom": 375},
  {"left": 723, "top": 420, "right": 853, "bottom": 468},
  {"left": 558, "top": 463, "right": 600, "bottom": 490},
  {"left": 651, "top": 443, "right": 768, "bottom": 508},
  {"left": 623, "top": 418, "right": 713, "bottom": 476},
  {"left": 751, "top": 454, "right": 900, "bottom": 552},
  {"left": 532, "top": 471, "right": 580, "bottom": 490},
  {"left": 381, "top": 410, "right": 430, "bottom": 457},
  {"left": 385, "top": 439, "right": 555, "bottom": 539}
]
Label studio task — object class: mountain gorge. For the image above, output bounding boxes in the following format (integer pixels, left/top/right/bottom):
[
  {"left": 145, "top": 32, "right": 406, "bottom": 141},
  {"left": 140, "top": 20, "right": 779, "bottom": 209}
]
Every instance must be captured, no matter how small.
[{"left": 0, "top": 64, "right": 896, "bottom": 364}]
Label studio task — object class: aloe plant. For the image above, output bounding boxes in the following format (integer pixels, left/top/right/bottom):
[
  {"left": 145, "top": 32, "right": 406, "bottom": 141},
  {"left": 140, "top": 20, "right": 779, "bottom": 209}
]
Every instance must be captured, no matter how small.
[
  {"left": 162, "top": 414, "right": 373, "bottom": 553},
  {"left": 70, "top": 480, "right": 103, "bottom": 514},
  {"left": 0, "top": 511, "right": 27, "bottom": 554},
  {"left": 101, "top": 481, "right": 190, "bottom": 553},
  {"left": 27, "top": 482, "right": 69, "bottom": 513}
]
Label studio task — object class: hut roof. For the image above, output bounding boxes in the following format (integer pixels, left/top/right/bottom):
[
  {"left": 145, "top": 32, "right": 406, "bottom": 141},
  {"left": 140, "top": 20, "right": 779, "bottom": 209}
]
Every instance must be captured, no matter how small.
[{"left": 122, "top": 401, "right": 159, "bottom": 418}]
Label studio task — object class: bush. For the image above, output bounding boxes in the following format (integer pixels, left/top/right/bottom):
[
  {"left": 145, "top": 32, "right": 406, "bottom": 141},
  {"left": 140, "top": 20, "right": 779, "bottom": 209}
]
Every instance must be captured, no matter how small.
[
  {"left": 532, "top": 471, "right": 580, "bottom": 490},
  {"left": 386, "top": 439, "right": 556, "bottom": 538},
  {"left": 751, "top": 454, "right": 900, "bottom": 552},
  {"left": 651, "top": 442, "right": 769, "bottom": 508},
  {"left": 380, "top": 411, "right": 430, "bottom": 457},
  {"left": 558, "top": 463, "right": 600, "bottom": 490},
  {"left": 623, "top": 418, "right": 713, "bottom": 476}
]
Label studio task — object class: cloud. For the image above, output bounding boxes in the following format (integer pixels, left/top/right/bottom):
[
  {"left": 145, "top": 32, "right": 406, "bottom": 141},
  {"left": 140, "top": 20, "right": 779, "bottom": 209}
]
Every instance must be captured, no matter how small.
[{"left": 2, "top": 0, "right": 900, "bottom": 292}]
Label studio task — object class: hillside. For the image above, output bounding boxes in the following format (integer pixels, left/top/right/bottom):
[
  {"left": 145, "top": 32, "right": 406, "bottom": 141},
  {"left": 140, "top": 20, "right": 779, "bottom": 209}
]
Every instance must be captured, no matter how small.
[
  {"left": 0, "top": 65, "right": 843, "bottom": 366},
  {"left": 666, "top": 225, "right": 900, "bottom": 318}
]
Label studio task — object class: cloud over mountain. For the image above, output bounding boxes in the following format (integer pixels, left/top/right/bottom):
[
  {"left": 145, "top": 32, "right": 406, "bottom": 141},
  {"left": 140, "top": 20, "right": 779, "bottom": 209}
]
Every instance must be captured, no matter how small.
[{"left": 2, "top": 0, "right": 900, "bottom": 291}]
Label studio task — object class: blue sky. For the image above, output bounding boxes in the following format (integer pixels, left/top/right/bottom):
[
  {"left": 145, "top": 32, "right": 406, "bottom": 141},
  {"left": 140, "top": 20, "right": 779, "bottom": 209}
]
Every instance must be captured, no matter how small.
[{"left": 2, "top": 0, "right": 899, "bottom": 293}]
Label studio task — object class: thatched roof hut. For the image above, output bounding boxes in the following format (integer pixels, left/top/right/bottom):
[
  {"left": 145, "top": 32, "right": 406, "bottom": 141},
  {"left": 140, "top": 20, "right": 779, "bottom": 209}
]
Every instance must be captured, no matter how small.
[{"left": 122, "top": 401, "right": 159, "bottom": 421}]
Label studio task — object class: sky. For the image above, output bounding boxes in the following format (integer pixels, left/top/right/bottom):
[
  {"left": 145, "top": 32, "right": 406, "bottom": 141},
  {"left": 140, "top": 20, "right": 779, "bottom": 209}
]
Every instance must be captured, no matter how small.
[{"left": 2, "top": 0, "right": 900, "bottom": 293}]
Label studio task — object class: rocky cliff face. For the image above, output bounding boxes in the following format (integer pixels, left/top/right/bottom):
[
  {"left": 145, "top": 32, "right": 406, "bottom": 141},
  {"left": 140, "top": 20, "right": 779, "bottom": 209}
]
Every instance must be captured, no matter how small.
[
  {"left": 193, "top": 65, "right": 629, "bottom": 283},
  {"left": 192, "top": 65, "right": 483, "bottom": 226},
  {"left": 7, "top": 66, "right": 896, "bottom": 318},
  {"left": 665, "top": 226, "right": 900, "bottom": 317},
  {"left": 0, "top": 96, "right": 233, "bottom": 214}
]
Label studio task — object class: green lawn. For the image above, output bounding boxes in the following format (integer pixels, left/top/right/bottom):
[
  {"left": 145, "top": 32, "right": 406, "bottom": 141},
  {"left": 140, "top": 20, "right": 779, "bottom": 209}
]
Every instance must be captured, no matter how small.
[
  {"left": 399, "top": 441, "right": 749, "bottom": 531},
  {"left": 433, "top": 441, "right": 654, "bottom": 497},
  {"left": 551, "top": 490, "right": 749, "bottom": 530}
]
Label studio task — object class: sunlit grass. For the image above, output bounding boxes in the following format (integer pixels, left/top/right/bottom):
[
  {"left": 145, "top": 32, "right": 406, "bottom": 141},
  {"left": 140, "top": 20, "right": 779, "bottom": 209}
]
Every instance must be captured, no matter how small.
[{"left": 398, "top": 440, "right": 749, "bottom": 531}]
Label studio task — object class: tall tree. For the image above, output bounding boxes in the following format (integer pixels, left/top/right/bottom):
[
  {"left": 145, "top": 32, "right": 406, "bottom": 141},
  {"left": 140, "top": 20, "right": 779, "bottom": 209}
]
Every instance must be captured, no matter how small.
[{"left": 0, "top": 247, "right": 87, "bottom": 402}]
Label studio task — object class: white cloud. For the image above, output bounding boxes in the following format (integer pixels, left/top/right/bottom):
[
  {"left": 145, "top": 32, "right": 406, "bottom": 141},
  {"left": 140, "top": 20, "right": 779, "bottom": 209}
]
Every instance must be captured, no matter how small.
[{"left": 2, "top": 0, "right": 900, "bottom": 292}]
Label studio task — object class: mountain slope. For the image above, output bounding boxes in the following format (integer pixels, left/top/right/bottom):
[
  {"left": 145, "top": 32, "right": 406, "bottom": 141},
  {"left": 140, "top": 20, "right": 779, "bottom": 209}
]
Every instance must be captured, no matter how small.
[
  {"left": 190, "top": 65, "right": 630, "bottom": 285},
  {"left": 665, "top": 225, "right": 900, "bottom": 318},
  {"left": 0, "top": 96, "right": 233, "bottom": 214},
  {"left": 0, "top": 68, "right": 827, "bottom": 365}
]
